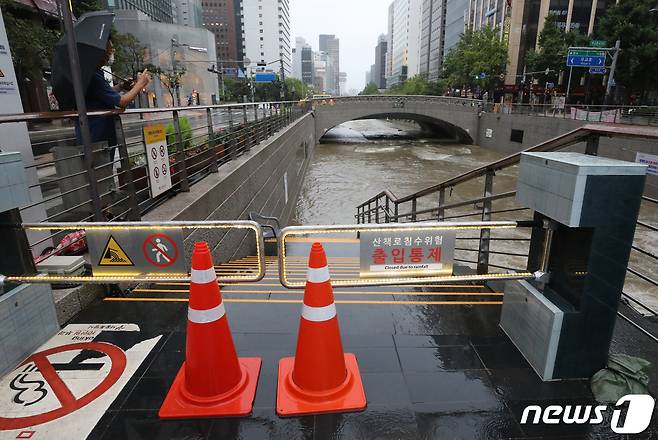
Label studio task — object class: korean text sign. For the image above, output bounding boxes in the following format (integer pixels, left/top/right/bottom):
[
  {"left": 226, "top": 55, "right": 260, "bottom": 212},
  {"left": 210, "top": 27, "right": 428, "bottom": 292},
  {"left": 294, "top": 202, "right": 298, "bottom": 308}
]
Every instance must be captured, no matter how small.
[{"left": 359, "top": 229, "right": 456, "bottom": 278}]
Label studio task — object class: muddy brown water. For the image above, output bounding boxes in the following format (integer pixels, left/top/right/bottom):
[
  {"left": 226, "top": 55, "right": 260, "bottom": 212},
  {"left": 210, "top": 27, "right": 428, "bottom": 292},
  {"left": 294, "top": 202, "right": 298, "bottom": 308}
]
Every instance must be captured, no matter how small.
[{"left": 291, "top": 119, "right": 658, "bottom": 314}]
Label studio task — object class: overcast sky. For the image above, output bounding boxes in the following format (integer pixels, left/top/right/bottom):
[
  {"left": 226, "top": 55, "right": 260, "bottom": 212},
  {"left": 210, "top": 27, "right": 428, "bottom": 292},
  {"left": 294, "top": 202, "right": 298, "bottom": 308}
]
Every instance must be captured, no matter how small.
[{"left": 290, "top": 0, "right": 389, "bottom": 93}]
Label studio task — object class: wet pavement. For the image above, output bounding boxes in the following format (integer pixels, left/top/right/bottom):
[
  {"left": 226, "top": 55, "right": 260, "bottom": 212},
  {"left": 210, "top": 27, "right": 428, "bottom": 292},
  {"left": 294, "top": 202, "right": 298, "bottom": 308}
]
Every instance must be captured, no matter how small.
[
  {"left": 5, "top": 119, "right": 658, "bottom": 439},
  {"left": 67, "top": 242, "right": 658, "bottom": 439}
]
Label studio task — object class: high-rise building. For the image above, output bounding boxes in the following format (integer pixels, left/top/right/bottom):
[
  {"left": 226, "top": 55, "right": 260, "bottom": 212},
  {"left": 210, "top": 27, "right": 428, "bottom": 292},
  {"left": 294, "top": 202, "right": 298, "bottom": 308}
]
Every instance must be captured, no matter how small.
[
  {"left": 292, "top": 37, "right": 306, "bottom": 80},
  {"left": 319, "top": 34, "right": 340, "bottom": 94},
  {"left": 407, "top": 0, "right": 423, "bottom": 77},
  {"left": 240, "top": 0, "right": 291, "bottom": 75},
  {"left": 418, "top": 0, "right": 447, "bottom": 81},
  {"left": 301, "top": 46, "right": 314, "bottom": 86},
  {"left": 386, "top": 0, "right": 413, "bottom": 88},
  {"left": 443, "top": 0, "right": 468, "bottom": 55},
  {"left": 173, "top": 0, "right": 203, "bottom": 27},
  {"left": 102, "top": 0, "right": 174, "bottom": 23},
  {"left": 201, "top": 0, "right": 242, "bottom": 66},
  {"left": 504, "top": 0, "right": 611, "bottom": 85},
  {"left": 373, "top": 34, "right": 388, "bottom": 89},
  {"left": 339, "top": 72, "right": 347, "bottom": 95}
]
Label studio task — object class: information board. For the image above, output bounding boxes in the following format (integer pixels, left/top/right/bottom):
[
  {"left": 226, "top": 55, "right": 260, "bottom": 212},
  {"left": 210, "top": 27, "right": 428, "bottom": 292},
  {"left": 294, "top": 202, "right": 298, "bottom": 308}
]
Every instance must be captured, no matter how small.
[
  {"left": 143, "top": 125, "right": 172, "bottom": 197},
  {"left": 359, "top": 229, "right": 456, "bottom": 278}
]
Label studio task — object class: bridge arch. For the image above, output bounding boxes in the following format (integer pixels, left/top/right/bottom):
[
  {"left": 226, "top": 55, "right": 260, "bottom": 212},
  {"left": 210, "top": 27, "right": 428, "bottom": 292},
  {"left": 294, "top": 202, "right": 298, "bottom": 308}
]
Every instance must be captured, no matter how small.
[{"left": 313, "top": 96, "right": 481, "bottom": 144}]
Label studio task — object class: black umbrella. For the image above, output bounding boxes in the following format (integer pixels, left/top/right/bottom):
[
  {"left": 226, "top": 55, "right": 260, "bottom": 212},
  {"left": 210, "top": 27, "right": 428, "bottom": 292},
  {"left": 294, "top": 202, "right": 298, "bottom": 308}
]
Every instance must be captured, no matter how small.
[{"left": 52, "top": 11, "right": 114, "bottom": 110}]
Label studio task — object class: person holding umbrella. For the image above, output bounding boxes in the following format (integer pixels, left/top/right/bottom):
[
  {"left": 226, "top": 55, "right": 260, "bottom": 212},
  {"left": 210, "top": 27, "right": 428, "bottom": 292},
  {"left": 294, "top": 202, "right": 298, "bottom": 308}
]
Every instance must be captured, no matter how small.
[
  {"left": 52, "top": 12, "right": 151, "bottom": 160},
  {"left": 80, "top": 37, "right": 151, "bottom": 154}
]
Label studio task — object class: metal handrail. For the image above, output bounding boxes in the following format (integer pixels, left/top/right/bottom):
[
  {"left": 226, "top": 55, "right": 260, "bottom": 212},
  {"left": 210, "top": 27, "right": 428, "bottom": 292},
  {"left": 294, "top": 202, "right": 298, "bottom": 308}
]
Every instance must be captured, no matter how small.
[
  {"left": 355, "top": 121, "right": 658, "bottom": 318},
  {"left": 0, "top": 100, "right": 303, "bottom": 124}
]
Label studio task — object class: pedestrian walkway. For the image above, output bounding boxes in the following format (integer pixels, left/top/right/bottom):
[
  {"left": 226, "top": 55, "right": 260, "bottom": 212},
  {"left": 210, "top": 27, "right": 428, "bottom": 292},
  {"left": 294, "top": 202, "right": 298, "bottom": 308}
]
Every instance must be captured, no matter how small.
[{"left": 2, "top": 238, "right": 658, "bottom": 438}]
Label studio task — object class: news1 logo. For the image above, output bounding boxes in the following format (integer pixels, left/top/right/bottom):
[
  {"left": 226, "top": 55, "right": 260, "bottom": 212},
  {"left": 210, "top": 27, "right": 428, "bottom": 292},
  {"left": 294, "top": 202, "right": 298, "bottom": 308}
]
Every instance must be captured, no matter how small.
[{"left": 521, "top": 395, "right": 655, "bottom": 434}]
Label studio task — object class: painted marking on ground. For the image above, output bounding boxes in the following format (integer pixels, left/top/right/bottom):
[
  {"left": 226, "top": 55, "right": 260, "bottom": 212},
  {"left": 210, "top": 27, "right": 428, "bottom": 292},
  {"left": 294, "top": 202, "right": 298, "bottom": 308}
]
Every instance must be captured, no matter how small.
[
  {"left": 106, "top": 298, "right": 503, "bottom": 305},
  {"left": 0, "top": 324, "right": 161, "bottom": 438}
]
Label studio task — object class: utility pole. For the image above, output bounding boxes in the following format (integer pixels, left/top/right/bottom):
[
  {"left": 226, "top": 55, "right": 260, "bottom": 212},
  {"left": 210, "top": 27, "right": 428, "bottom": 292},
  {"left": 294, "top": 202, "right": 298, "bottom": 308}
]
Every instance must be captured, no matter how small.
[
  {"left": 603, "top": 39, "right": 620, "bottom": 107},
  {"left": 279, "top": 59, "right": 286, "bottom": 100},
  {"left": 170, "top": 38, "right": 179, "bottom": 106}
]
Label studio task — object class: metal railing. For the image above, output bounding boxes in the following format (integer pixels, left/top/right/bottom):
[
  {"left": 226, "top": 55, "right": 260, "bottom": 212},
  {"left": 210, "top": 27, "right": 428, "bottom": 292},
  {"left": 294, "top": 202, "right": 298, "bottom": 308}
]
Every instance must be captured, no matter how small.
[
  {"left": 310, "top": 95, "right": 658, "bottom": 127},
  {"left": 2, "top": 100, "right": 308, "bottom": 257},
  {"left": 483, "top": 102, "right": 658, "bottom": 126},
  {"left": 355, "top": 123, "right": 658, "bottom": 315}
]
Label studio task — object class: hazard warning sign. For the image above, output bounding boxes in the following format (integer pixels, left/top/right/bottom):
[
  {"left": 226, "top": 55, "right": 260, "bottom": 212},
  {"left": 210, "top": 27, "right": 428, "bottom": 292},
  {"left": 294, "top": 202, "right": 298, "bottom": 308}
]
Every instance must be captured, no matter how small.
[
  {"left": 98, "top": 236, "right": 134, "bottom": 266},
  {"left": 87, "top": 228, "right": 186, "bottom": 276},
  {"left": 0, "top": 324, "right": 161, "bottom": 439},
  {"left": 0, "top": 69, "right": 4, "bottom": 78}
]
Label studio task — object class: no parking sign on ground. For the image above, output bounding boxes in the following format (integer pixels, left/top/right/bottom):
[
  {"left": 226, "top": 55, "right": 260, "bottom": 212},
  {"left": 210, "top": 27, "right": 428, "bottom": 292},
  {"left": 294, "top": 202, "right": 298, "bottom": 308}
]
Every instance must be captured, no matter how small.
[{"left": 0, "top": 324, "right": 161, "bottom": 439}]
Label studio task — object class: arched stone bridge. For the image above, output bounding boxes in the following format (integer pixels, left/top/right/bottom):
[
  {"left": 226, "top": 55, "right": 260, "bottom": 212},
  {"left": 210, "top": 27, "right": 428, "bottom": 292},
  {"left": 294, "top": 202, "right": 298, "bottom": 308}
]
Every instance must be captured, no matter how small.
[{"left": 312, "top": 95, "right": 482, "bottom": 143}]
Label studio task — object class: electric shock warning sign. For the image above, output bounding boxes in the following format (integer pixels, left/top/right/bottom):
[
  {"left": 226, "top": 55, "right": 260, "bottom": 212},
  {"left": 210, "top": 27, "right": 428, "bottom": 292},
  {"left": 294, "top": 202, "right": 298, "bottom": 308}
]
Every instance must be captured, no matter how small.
[{"left": 0, "top": 324, "right": 161, "bottom": 439}]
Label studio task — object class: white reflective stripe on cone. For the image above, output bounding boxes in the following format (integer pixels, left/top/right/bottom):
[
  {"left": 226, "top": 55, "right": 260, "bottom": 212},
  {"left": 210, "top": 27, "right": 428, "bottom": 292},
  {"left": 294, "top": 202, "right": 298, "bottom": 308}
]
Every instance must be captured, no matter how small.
[
  {"left": 191, "top": 267, "right": 217, "bottom": 284},
  {"left": 188, "top": 302, "right": 226, "bottom": 324},
  {"left": 307, "top": 266, "right": 330, "bottom": 283},
  {"left": 301, "top": 303, "right": 336, "bottom": 322}
]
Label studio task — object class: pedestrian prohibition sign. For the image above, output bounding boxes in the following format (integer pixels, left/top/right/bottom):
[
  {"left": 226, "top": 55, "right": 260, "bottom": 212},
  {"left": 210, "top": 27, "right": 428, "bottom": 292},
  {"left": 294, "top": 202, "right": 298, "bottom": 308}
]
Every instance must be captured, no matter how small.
[
  {"left": 142, "top": 233, "right": 179, "bottom": 267},
  {"left": 0, "top": 342, "right": 126, "bottom": 430}
]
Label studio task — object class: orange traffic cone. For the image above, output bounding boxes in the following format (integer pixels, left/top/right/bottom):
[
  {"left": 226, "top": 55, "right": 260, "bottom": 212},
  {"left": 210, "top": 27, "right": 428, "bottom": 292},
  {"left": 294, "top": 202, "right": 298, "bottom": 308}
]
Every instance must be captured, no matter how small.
[
  {"left": 276, "top": 242, "right": 366, "bottom": 416},
  {"left": 159, "top": 241, "right": 261, "bottom": 418}
]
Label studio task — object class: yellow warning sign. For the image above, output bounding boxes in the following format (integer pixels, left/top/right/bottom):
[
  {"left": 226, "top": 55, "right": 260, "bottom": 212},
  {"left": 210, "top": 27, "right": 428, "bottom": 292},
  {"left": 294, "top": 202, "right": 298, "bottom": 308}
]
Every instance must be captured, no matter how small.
[
  {"left": 143, "top": 124, "right": 166, "bottom": 144},
  {"left": 98, "top": 236, "right": 134, "bottom": 266},
  {"left": 0, "top": 69, "right": 4, "bottom": 78}
]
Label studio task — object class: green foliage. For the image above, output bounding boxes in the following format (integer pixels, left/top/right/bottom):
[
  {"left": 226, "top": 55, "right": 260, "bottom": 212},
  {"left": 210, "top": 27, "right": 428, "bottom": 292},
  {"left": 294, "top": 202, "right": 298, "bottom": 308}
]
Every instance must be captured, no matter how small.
[
  {"left": 111, "top": 32, "right": 146, "bottom": 80},
  {"left": 385, "top": 75, "right": 446, "bottom": 96},
  {"left": 525, "top": 14, "right": 590, "bottom": 84},
  {"left": 597, "top": 0, "right": 658, "bottom": 101},
  {"left": 165, "top": 116, "right": 192, "bottom": 154},
  {"left": 71, "top": 0, "right": 101, "bottom": 17},
  {"left": 359, "top": 82, "right": 379, "bottom": 95},
  {"left": 0, "top": 0, "right": 60, "bottom": 80},
  {"left": 146, "top": 63, "right": 186, "bottom": 103},
  {"left": 284, "top": 77, "right": 308, "bottom": 100},
  {"left": 442, "top": 26, "right": 508, "bottom": 92},
  {"left": 223, "top": 77, "right": 251, "bottom": 102}
]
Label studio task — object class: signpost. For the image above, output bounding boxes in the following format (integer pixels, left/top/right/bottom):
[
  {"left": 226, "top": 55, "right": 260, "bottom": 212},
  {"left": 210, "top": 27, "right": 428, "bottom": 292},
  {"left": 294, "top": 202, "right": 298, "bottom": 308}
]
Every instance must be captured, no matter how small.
[
  {"left": 590, "top": 40, "right": 607, "bottom": 48},
  {"left": 359, "top": 229, "right": 456, "bottom": 278},
  {"left": 143, "top": 125, "right": 171, "bottom": 197},
  {"left": 567, "top": 50, "right": 605, "bottom": 67},
  {"left": 589, "top": 67, "right": 607, "bottom": 75}
]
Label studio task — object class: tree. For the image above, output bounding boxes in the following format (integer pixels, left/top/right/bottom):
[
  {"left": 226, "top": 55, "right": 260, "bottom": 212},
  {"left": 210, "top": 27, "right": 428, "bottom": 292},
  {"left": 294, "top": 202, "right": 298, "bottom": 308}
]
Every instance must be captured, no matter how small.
[
  {"left": 385, "top": 75, "right": 446, "bottom": 96},
  {"left": 0, "top": 0, "right": 60, "bottom": 82},
  {"left": 359, "top": 82, "right": 379, "bottom": 95},
  {"left": 284, "top": 77, "right": 308, "bottom": 100},
  {"left": 525, "top": 14, "right": 590, "bottom": 85},
  {"left": 111, "top": 32, "right": 146, "bottom": 80},
  {"left": 442, "top": 26, "right": 508, "bottom": 94},
  {"left": 597, "top": 0, "right": 658, "bottom": 103},
  {"left": 146, "top": 63, "right": 186, "bottom": 106}
]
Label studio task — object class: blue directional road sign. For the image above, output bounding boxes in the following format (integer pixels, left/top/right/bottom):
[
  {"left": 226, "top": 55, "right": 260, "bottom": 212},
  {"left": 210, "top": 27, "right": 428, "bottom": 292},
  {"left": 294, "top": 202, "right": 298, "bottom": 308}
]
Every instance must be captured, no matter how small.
[
  {"left": 254, "top": 72, "right": 277, "bottom": 83},
  {"left": 567, "top": 50, "right": 605, "bottom": 67},
  {"left": 589, "top": 67, "right": 607, "bottom": 75}
]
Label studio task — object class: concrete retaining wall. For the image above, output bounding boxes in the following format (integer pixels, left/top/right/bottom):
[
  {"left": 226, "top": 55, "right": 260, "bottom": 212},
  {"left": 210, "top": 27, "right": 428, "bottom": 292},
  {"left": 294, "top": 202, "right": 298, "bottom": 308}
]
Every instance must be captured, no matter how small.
[
  {"left": 144, "top": 113, "right": 316, "bottom": 262},
  {"left": 478, "top": 113, "right": 658, "bottom": 197}
]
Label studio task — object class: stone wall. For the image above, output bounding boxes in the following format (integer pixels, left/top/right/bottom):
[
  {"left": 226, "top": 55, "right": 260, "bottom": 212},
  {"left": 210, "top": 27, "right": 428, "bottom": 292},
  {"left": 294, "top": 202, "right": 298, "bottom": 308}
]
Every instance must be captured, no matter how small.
[{"left": 478, "top": 113, "right": 658, "bottom": 197}]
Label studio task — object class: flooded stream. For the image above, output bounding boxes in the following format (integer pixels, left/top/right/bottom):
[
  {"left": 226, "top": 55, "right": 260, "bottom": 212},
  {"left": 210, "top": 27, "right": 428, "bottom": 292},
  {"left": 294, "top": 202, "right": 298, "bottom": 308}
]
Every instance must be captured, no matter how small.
[{"left": 291, "top": 119, "right": 658, "bottom": 314}]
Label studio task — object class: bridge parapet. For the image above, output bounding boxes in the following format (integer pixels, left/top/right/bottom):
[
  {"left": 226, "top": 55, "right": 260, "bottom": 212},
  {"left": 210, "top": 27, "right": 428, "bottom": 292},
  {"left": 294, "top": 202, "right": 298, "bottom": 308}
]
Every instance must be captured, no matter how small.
[{"left": 312, "top": 95, "right": 482, "bottom": 143}]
